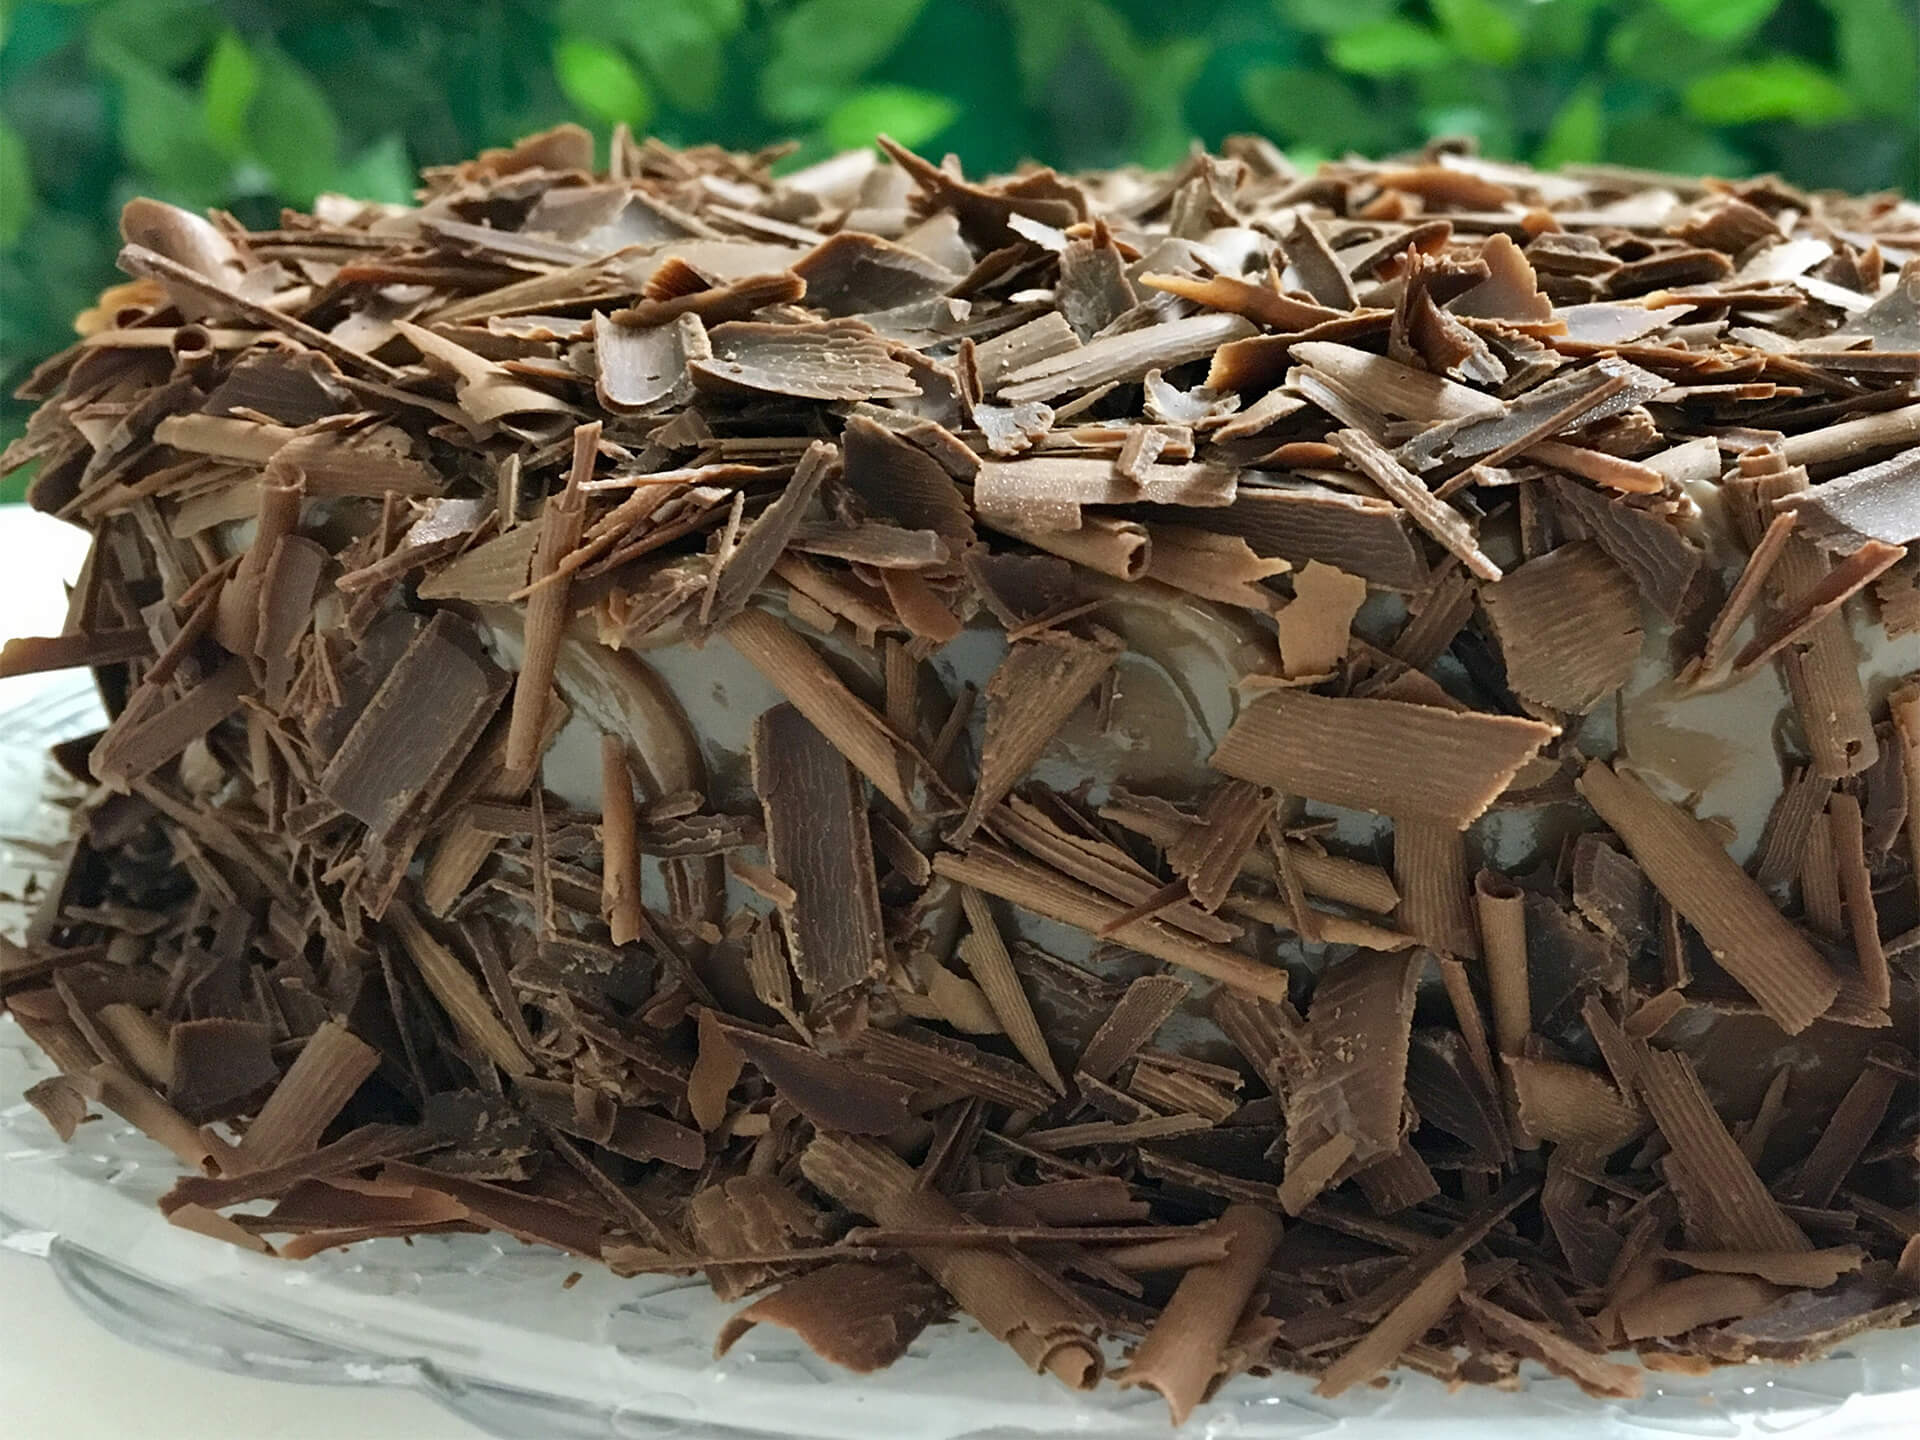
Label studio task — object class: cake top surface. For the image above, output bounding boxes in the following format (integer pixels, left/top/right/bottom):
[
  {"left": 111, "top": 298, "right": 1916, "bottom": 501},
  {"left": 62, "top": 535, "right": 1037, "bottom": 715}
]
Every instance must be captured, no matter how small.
[{"left": 2, "top": 126, "right": 1917, "bottom": 1418}]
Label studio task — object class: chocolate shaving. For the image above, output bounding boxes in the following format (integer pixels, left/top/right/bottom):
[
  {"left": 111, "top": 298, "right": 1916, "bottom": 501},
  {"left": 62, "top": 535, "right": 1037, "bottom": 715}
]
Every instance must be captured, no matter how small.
[
  {"left": 693, "top": 319, "right": 919, "bottom": 401},
  {"left": 1637, "top": 1047, "right": 1811, "bottom": 1253},
  {"left": 1316, "top": 1256, "right": 1467, "bottom": 1398},
  {"left": 1460, "top": 1294, "right": 1643, "bottom": 1399},
  {"left": 752, "top": 702, "right": 888, "bottom": 1007},
  {"left": 716, "top": 1261, "right": 949, "bottom": 1372},
  {"left": 1727, "top": 455, "right": 1878, "bottom": 778},
  {"left": 1212, "top": 690, "right": 1557, "bottom": 828},
  {"left": 841, "top": 414, "right": 975, "bottom": 553},
  {"left": 231, "top": 1020, "right": 379, "bottom": 1171},
  {"left": 1167, "top": 781, "right": 1273, "bottom": 913},
  {"left": 1076, "top": 974, "right": 1192, "bottom": 1083},
  {"left": 1481, "top": 543, "right": 1643, "bottom": 713},
  {"left": 1283, "top": 950, "right": 1420, "bottom": 1206},
  {"left": 1548, "top": 479, "right": 1704, "bottom": 624},
  {"left": 1577, "top": 762, "right": 1839, "bottom": 1033},
  {"left": 998, "top": 314, "right": 1255, "bottom": 405},
  {"left": 954, "top": 630, "right": 1122, "bottom": 842},
  {"left": 801, "top": 1133, "right": 1103, "bottom": 1388},
  {"left": 1117, "top": 1204, "right": 1284, "bottom": 1424},
  {"left": 1331, "top": 428, "right": 1502, "bottom": 581}
]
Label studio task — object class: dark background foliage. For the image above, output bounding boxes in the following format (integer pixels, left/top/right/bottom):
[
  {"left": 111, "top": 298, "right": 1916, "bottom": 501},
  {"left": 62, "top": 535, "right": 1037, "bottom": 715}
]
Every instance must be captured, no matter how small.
[{"left": 2, "top": 0, "right": 1916, "bottom": 495}]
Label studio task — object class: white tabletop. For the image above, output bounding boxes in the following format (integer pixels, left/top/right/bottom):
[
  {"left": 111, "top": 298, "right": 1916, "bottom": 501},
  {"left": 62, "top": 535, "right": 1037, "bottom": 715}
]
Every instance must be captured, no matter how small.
[{"left": 0, "top": 1249, "right": 478, "bottom": 1439}]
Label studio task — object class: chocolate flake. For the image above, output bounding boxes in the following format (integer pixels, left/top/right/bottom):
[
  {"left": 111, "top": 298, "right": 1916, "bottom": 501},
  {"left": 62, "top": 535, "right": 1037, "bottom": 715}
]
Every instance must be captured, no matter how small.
[
  {"left": 752, "top": 703, "right": 888, "bottom": 1007},
  {"left": 1481, "top": 543, "right": 1642, "bottom": 713},
  {"left": 716, "top": 1261, "right": 949, "bottom": 1372},
  {"left": 1576, "top": 762, "right": 1839, "bottom": 1033},
  {"left": 1212, "top": 690, "right": 1557, "bottom": 828},
  {"left": 1283, "top": 950, "right": 1420, "bottom": 1205},
  {"left": 1116, "top": 1204, "right": 1284, "bottom": 1424},
  {"left": 954, "top": 630, "right": 1122, "bottom": 842}
]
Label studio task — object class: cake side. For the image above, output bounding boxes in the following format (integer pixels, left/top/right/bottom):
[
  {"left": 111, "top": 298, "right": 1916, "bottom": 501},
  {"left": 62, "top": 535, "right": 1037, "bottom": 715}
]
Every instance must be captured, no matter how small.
[{"left": 1, "top": 125, "right": 1917, "bottom": 1418}]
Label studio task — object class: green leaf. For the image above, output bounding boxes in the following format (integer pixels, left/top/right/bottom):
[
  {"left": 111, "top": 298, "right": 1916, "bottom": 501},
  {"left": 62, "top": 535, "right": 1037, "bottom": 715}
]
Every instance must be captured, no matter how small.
[
  {"left": 824, "top": 85, "right": 958, "bottom": 151},
  {"left": 1825, "top": 0, "right": 1920, "bottom": 117},
  {"left": 552, "top": 36, "right": 652, "bottom": 129},
  {"left": 1537, "top": 84, "right": 1605, "bottom": 168},
  {"left": 1526, "top": 0, "right": 1603, "bottom": 57},
  {"left": 1608, "top": 113, "right": 1750, "bottom": 180},
  {"left": 0, "top": 118, "right": 33, "bottom": 249},
  {"left": 1604, "top": 11, "right": 1745, "bottom": 88},
  {"left": 1328, "top": 19, "right": 1452, "bottom": 76},
  {"left": 1003, "top": 0, "right": 1077, "bottom": 100},
  {"left": 200, "top": 31, "right": 259, "bottom": 155},
  {"left": 1650, "top": 0, "right": 1781, "bottom": 43},
  {"left": 332, "top": 134, "right": 415, "bottom": 205},
  {"left": 96, "top": 45, "right": 231, "bottom": 204},
  {"left": 1275, "top": 0, "right": 1396, "bottom": 33},
  {"left": 1241, "top": 65, "right": 1390, "bottom": 154},
  {"left": 1684, "top": 59, "right": 1855, "bottom": 125},
  {"left": 1431, "top": 0, "right": 1523, "bottom": 67},
  {"left": 760, "top": 0, "right": 928, "bottom": 123},
  {"left": 1077, "top": 4, "right": 1208, "bottom": 166},
  {"left": 608, "top": 0, "right": 743, "bottom": 113},
  {"left": 1414, "top": 67, "right": 1515, "bottom": 156},
  {"left": 246, "top": 51, "right": 341, "bottom": 205},
  {"left": 87, "top": 0, "right": 220, "bottom": 74}
]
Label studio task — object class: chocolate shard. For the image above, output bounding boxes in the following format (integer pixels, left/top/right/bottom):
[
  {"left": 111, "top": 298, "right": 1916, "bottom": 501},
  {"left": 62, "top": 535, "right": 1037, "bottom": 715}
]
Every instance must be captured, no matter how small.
[
  {"left": 166, "top": 1017, "right": 280, "bottom": 1122},
  {"left": 691, "top": 318, "right": 921, "bottom": 401},
  {"left": 318, "top": 611, "right": 509, "bottom": 838},
  {"left": 841, "top": 413, "right": 975, "bottom": 554},
  {"left": 1201, "top": 479, "right": 1432, "bottom": 591},
  {"left": 792, "top": 230, "right": 958, "bottom": 315},
  {"left": 1282, "top": 950, "right": 1421, "bottom": 1209},
  {"left": 1212, "top": 690, "right": 1557, "bottom": 828},
  {"left": 716, "top": 1261, "right": 950, "bottom": 1371},
  {"left": 751, "top": 702, "right": 888, "bottom": 1007},
  {"left": 700, "top": 440, "right": 835, "bottom": 631},
  {"left": 1548, "top": 478, "right": 1704, "bottom": 624},
  {"left": 953, "top": 629, "right": 1123, "bottom": 843},
  {"left": 1774, "top": 445, "right": 1920, "bottom": 549},
  {"left": 1481, "top": 542, "right": 1643, "bottom": 713},
  {"left": 722, "top": 1022, "right": 915, "bottom": 1134},
  {"left": 1576, "top": 762, "right": 1839, "bottom": 1034},
  {"left": 594, "top": 312, "right": 707, "bottom": 414}
]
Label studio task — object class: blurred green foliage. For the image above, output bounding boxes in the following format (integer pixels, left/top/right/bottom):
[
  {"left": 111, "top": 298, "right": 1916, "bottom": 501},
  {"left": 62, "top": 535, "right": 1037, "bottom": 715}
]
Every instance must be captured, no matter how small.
[{"left": 2, "top": 0, "right": 1916, "bottom": 497}]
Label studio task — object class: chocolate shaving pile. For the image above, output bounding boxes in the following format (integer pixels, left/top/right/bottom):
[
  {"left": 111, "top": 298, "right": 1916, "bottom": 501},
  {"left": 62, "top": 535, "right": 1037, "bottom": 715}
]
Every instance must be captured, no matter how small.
[{"left": 3, "top": 126, "right": 1918, "bottom": 1421}]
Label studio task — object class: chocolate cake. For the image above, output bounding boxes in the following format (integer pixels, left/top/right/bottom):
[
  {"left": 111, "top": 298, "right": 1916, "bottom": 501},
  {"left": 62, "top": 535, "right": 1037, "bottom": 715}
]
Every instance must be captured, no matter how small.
[{"left": 2, "top": 124, "right": 1917, "bottom": 1420}]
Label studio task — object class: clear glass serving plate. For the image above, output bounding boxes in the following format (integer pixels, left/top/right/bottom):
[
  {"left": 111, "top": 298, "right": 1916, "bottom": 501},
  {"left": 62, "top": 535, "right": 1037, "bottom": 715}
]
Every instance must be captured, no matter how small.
[{"left": 2, "top": 669, "right": 1915, "bottom": 1440}]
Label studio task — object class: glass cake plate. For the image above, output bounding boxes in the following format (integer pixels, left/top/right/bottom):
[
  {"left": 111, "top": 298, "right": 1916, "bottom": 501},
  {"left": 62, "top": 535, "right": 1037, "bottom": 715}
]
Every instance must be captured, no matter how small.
[{"left": 1, "top": 641, "right": 1915, "bottom": 1440}]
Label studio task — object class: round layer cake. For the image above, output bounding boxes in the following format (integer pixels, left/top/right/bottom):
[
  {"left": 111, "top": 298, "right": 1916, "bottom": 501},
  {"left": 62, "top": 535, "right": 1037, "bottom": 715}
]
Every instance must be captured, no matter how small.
[{"left": 2, "top": 125, "right": 1917, "bottom": 1418}]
